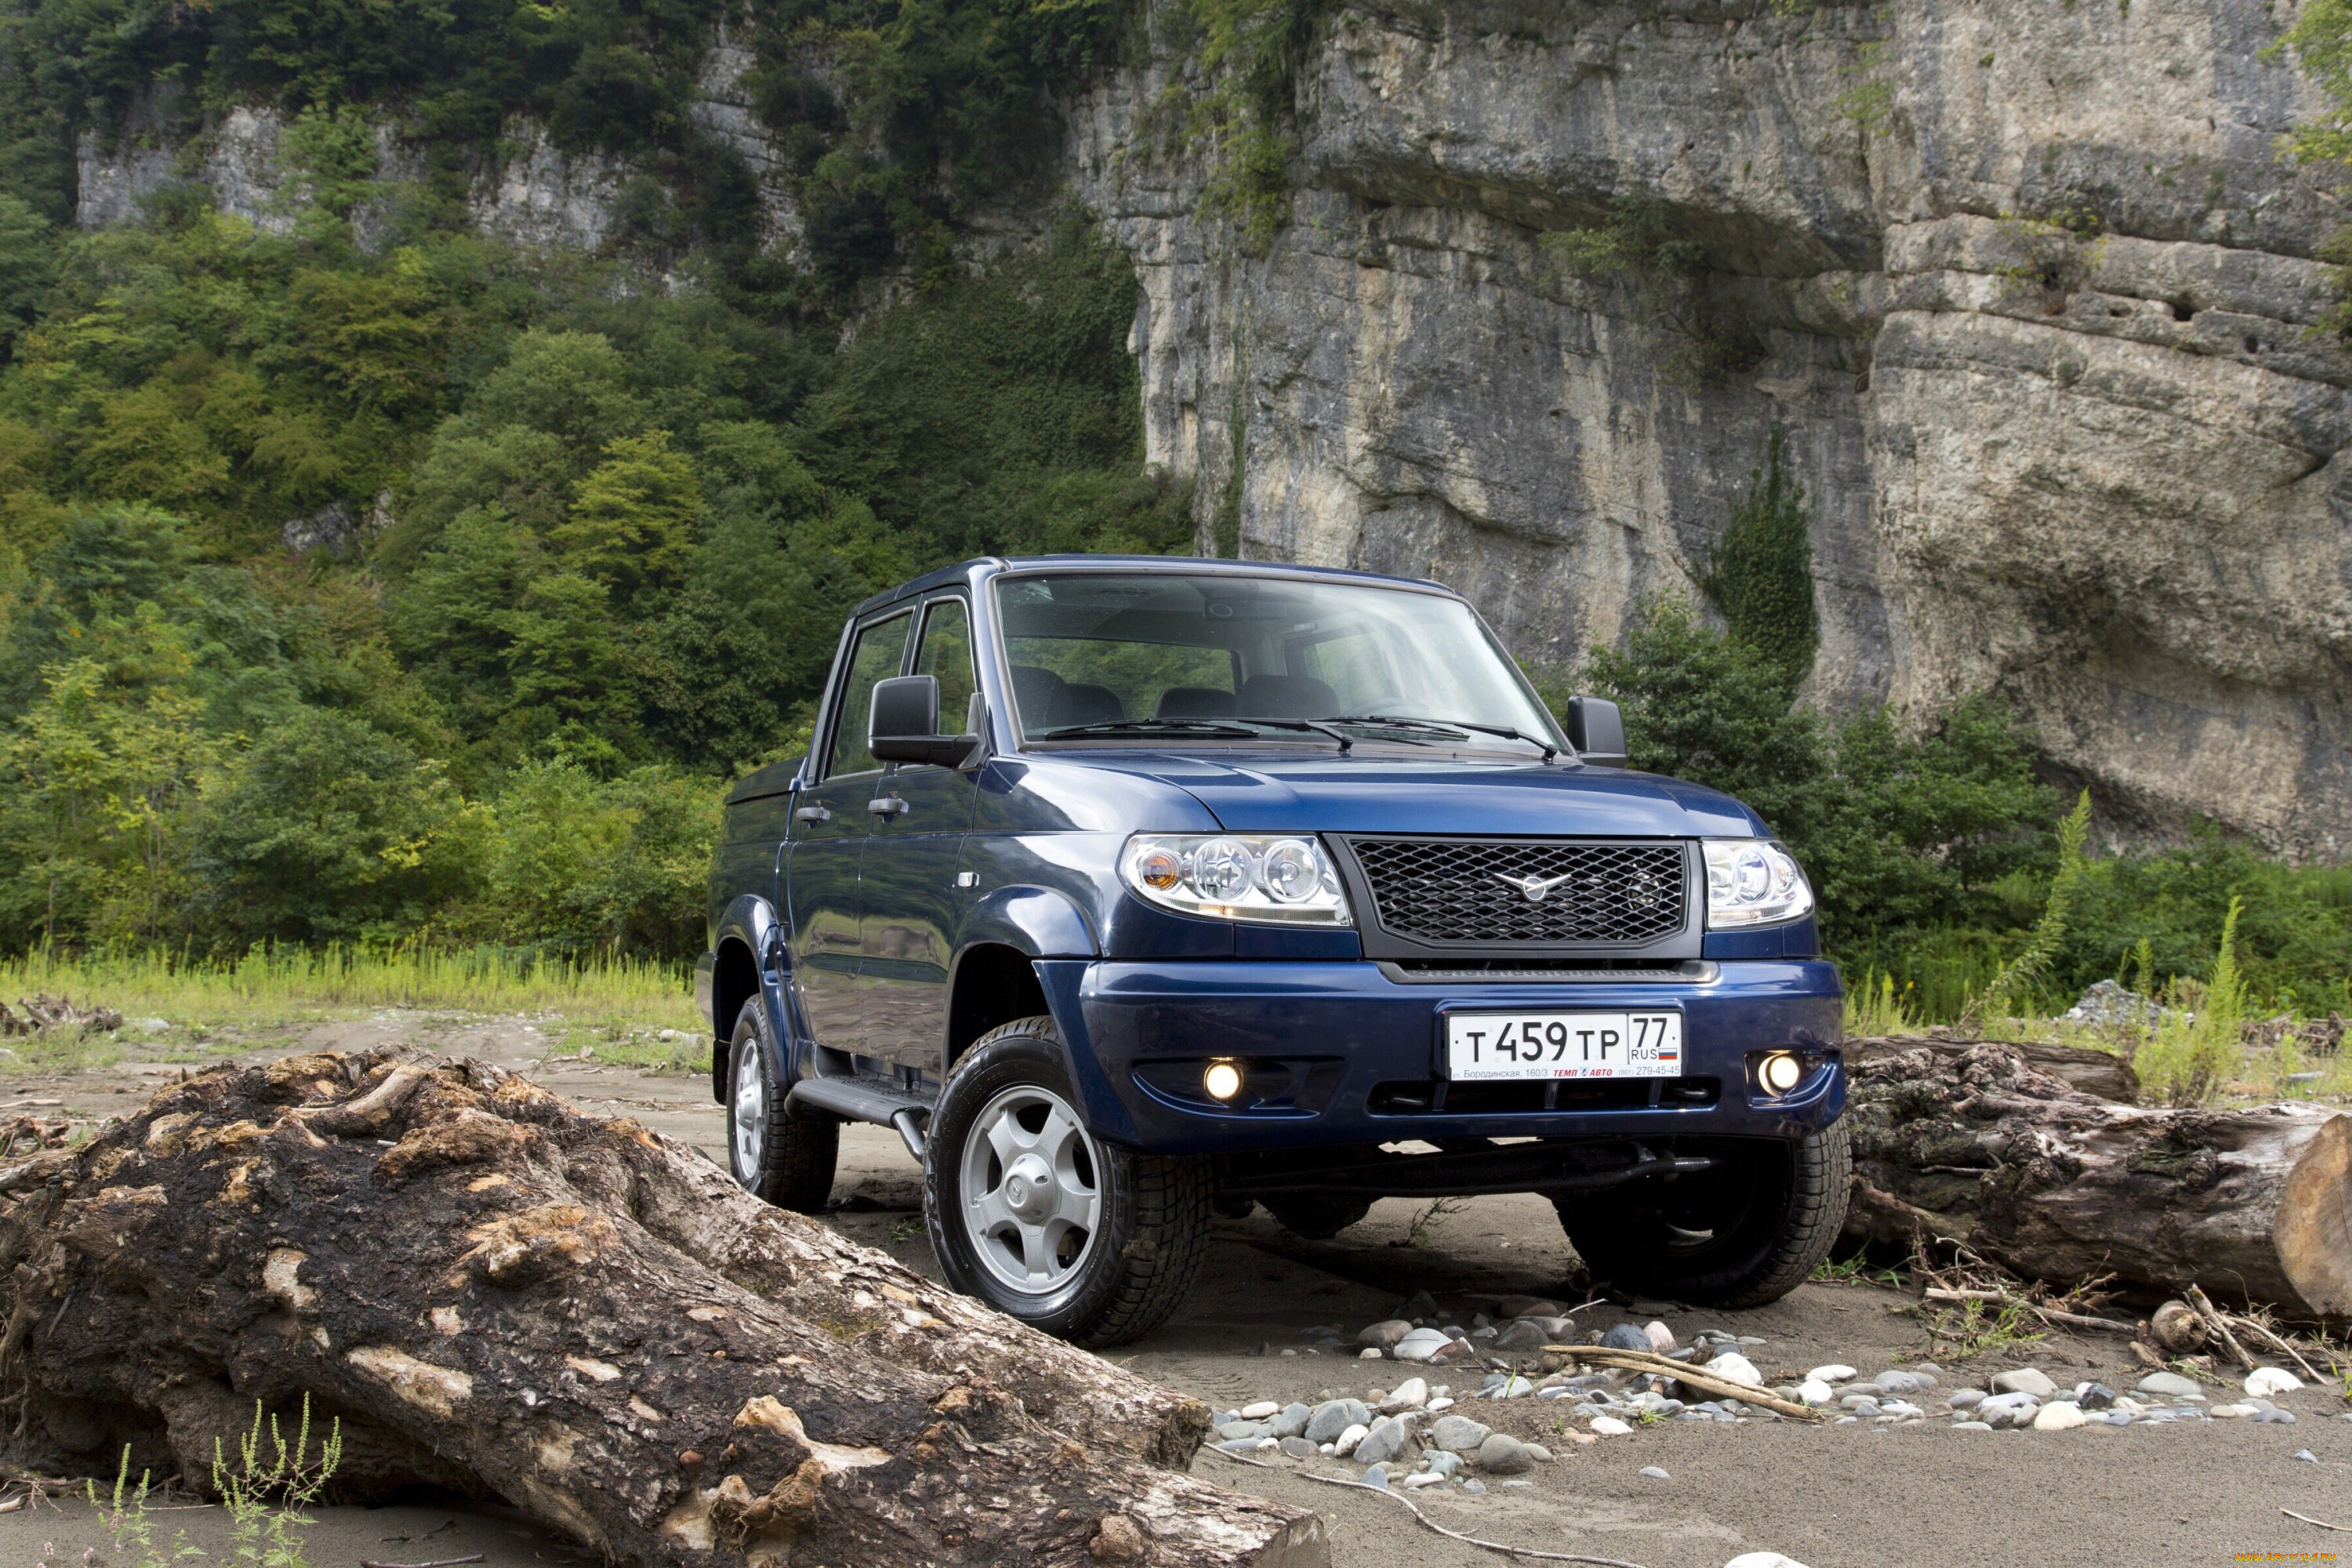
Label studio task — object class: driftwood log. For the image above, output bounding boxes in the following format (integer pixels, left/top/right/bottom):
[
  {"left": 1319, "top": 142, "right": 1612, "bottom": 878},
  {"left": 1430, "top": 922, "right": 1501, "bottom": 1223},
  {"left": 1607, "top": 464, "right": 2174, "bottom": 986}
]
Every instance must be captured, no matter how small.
[
  {"left": 0, "top": 1051, "right": 1326, "bottom": 1567},
  {"left": 1844, "top": 1033, "right": 2140, "bottom": 1103},
  {"left": 1843, "top": 1041, "right": 2352, "bottom": 1318}
]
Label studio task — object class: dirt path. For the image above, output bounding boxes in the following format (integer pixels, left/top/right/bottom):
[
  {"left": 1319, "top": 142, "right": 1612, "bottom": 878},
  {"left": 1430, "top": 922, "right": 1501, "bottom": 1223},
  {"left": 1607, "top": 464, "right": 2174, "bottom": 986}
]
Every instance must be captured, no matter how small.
[{"left": 3, "top": 1017, "right": 2347, "bottom": 1568}]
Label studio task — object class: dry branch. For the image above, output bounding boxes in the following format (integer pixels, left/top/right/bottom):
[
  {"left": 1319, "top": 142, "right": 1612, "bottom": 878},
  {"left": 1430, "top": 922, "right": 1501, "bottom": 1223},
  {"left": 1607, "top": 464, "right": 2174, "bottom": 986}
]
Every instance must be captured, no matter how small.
[
  {"left": 1917, "top": 1287, "right": 2137, "bottom": 1334},
  {"left": 0, "top": 1050, "right": 1326, "bottom": 1568},
  {"left": 1538, "top": 1346, "right": 1824, "bottom": 1421},
  {"left": 1844, "top": 1042, "right": 2352, "bottom": 1316}
]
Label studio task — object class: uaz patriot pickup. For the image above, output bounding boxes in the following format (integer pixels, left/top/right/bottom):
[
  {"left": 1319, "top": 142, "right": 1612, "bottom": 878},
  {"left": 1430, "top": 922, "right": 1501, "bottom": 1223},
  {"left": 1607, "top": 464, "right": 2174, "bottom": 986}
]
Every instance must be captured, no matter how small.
[{"left": 698, "top": 558, "right": 1849, "bottom": 1345}]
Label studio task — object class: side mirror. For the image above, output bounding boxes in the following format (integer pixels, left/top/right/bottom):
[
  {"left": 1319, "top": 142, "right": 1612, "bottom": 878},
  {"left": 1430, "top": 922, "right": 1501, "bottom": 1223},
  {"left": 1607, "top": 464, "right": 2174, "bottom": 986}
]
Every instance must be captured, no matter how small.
[
  {"left": 1565, "top": 695, "right": 1628, "bottom": 768},
  {"left": 869, "top": 675, "right": 980, "bottom": 768}
]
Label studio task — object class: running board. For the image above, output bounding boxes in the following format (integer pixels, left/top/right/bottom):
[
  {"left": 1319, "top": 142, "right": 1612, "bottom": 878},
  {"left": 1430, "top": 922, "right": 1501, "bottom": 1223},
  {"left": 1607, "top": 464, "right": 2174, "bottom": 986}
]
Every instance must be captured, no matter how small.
[{"left": 788, "top": 1075, "right": 934, "bottom": 1160}]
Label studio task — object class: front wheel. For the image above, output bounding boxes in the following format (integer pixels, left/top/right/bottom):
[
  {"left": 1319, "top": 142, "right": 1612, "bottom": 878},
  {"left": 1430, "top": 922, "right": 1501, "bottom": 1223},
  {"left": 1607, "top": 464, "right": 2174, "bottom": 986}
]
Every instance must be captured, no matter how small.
[
  {"left": 1554, "top": 1123, "right": 1851, "bottom": 1308},
  {"left": 924, "top": 1016, "right": 1210, "bottom": 1346}
]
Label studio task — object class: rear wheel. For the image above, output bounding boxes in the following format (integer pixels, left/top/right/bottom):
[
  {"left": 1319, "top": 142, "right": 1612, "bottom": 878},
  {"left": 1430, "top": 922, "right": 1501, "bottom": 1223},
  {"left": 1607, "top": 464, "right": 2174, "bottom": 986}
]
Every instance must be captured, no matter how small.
[
  {"left": 1554, "top": 1123, "right": 1850, "bottom": 1308},
  {"left": 924, "top": 1016, "right": 1210, "bottom": 1346},
  {"left": 725, "top": 999, "right": 840, "bottom": 1212}
]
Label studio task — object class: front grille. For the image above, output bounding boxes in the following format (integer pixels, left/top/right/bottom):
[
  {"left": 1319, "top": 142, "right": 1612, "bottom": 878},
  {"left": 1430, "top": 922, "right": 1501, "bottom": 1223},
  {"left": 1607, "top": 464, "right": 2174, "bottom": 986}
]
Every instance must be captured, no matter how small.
[{"left": 1346, "top": 837, "right": 1688, "bottom": 946}]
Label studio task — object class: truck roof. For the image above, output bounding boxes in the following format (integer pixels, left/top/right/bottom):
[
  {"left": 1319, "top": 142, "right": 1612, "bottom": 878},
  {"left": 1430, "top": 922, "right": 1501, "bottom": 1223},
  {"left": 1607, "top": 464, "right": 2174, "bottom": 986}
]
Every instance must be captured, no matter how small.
[{"left": 850, "top": 555, "right": 1456, "bottom": 617}]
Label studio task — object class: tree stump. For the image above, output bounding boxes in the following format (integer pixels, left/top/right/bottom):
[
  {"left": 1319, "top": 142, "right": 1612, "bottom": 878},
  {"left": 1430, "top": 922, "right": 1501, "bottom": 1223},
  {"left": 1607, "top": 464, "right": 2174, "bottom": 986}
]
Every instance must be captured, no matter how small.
[
  {"left": 1843, "top": 1042, "right": 2352, "bottom": 1317},
  {"left": 0, "top": 1051, "right": 1327, "bottom": 1567}
]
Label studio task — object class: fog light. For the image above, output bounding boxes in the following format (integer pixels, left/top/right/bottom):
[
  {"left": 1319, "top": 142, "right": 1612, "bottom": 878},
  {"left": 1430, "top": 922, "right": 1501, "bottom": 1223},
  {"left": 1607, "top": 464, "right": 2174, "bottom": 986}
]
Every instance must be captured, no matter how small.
[
  {"left": 1203, "top": 1061, "right": 1243, "bottom": 1102},
  {"left": 1759, "top": 1051, "right": 1804, "bottom": 1095}
]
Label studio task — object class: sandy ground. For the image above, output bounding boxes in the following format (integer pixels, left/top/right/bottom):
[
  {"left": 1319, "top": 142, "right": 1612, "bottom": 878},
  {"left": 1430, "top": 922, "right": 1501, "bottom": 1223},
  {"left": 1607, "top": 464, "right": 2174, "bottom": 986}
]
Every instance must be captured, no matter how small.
[{"left": 2, "top": 1015, "right": 2348, "bottom": 1568}]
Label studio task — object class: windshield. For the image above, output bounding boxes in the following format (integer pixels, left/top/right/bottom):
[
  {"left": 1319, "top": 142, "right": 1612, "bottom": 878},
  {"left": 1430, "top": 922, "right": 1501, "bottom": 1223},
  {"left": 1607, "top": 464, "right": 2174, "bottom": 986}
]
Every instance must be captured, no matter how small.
[{"left": 991, "top": 572, "right": 1565, "bottom": 751}]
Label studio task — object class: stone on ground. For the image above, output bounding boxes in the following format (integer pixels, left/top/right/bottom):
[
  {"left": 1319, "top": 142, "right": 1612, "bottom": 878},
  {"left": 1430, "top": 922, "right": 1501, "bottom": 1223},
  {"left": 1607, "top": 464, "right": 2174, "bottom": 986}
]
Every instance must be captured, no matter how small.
[{"left": 1992, "top": 1368, "right": 2059, "bottom": 1398}]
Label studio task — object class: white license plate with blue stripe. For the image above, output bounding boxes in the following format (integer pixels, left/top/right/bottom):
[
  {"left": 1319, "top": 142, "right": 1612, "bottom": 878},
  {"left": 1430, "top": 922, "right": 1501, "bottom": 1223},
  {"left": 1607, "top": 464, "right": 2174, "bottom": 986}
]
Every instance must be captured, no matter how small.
[{"left": 1444, "top": 1011, "right": 1683, "bottom": 1081}]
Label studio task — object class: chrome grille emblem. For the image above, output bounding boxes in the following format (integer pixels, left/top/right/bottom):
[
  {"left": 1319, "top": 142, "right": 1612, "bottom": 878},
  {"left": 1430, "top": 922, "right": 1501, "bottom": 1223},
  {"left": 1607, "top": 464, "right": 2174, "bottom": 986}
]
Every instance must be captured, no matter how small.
[{"left": 1494, "top": 871, "right": 1576, "bottom": 904}]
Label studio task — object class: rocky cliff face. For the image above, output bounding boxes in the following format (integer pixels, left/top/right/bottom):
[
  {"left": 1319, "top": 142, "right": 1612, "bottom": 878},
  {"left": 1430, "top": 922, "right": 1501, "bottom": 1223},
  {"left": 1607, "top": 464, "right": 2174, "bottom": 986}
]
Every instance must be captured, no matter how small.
[
  {"left": 1075, "top": 0, "right": 2352, "bottom": 858},
  {"left": 71, "top": 0, "right": 2352, "bottom": 855}
]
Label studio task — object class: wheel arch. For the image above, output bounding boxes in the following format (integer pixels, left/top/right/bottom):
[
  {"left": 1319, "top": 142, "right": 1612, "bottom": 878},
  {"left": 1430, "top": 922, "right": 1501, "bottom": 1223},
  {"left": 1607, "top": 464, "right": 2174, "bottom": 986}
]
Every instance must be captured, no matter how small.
[
  {"left": 711, "top": 894, "right": 790, "bottom": 1104},
  {"left": 942, "top": 885, "right": 1099, "bottom": 1080}
]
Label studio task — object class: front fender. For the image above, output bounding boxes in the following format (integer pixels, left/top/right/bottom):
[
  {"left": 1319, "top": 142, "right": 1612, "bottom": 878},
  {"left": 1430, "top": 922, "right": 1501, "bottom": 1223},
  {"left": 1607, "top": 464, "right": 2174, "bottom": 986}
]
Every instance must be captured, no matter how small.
[{"left": 959, "top": 885, "right": 1099, "bottom": 958}]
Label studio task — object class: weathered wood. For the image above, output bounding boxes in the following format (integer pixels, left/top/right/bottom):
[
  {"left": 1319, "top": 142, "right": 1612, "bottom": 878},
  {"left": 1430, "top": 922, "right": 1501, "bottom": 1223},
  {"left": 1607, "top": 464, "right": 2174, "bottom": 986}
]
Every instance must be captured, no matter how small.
[
  {"left": 1844, "top": 1033, "right": 2140, "bottom": 1103},
  {"left": 0, "top": 1051, "right": 1326, "bottom": 1568},
  {"left": 1844, "top": 1042, "right": 2352, "bottom": 1317}
]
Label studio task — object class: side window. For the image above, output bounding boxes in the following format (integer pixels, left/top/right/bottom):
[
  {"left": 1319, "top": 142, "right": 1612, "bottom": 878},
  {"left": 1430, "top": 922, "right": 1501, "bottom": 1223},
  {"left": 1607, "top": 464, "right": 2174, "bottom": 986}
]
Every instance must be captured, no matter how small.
[
  {"left": 822, "top": 612, "right": 913, "bottom": 778},
  {"left": 914, "top": 599, "right": 978, "bottom": 734}
]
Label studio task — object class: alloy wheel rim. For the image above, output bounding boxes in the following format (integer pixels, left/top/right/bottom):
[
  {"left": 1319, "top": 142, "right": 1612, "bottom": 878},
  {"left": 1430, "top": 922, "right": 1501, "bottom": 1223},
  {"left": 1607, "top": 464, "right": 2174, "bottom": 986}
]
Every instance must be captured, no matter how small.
[
  {"left": 731, "top": 1036, "right": 765, "bottom": 1182},
  {"left": 960, "top": 1083, "right": 1102, "bottom": 1297}
]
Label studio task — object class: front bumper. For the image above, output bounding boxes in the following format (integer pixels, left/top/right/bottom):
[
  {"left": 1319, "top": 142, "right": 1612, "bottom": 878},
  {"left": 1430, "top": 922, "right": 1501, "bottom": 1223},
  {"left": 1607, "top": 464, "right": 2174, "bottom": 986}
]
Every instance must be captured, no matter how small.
[{"left": 1034, "top": 958, "right": 1844, "bottom": 1156}]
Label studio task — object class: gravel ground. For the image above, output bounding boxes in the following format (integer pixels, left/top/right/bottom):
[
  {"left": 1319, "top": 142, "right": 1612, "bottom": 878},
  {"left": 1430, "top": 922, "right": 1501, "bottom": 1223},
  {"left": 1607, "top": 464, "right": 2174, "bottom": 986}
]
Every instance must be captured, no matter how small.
[{"left": 1, "top": 1016, "right": 2347, "bottom": 1568}]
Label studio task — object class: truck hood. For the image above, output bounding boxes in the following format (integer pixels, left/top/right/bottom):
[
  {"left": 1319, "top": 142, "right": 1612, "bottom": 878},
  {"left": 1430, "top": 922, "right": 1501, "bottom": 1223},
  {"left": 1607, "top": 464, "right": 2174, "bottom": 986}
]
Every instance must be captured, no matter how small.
[{"left": 1059, "top": 750, "right": 1769, "bottom": 838}]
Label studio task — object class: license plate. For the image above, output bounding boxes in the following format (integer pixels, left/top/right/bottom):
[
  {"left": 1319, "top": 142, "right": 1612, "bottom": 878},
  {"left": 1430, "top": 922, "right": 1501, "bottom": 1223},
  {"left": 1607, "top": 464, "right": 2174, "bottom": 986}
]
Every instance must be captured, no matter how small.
[{"left": 1443, "top": 1011, "right": 1683, "bottom": 1082}]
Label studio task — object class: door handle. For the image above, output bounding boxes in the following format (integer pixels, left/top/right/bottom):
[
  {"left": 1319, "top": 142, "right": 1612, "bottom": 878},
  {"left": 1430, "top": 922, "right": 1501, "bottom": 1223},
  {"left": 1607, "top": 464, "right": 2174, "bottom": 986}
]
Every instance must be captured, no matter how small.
[
  {"left": 868, "top": 795, "right": 909, "bottom": 818},
  {"left": 794, "top": 804, "right": 831, "bottom": 823}
]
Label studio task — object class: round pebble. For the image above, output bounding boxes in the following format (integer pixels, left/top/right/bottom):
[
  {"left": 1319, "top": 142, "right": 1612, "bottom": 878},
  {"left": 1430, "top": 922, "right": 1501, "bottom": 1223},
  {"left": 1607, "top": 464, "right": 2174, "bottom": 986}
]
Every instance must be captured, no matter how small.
[
  {"left": 1639, "top": 1465, "right": 1671, "bottom": 1480},
  {"left": 2245, "top": 1367, "right": 2303, "bottom": 1398},
  {"left": 1602, "top": 1323, "right": 1653, "bottom": 1352}
]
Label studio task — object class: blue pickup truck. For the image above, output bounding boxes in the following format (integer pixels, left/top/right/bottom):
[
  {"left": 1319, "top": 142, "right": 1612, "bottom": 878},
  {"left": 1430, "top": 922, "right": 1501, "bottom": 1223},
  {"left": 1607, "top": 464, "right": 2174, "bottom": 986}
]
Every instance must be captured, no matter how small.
[{"left": 697, "top": 557, "right": 1849, "bottom": 1345}]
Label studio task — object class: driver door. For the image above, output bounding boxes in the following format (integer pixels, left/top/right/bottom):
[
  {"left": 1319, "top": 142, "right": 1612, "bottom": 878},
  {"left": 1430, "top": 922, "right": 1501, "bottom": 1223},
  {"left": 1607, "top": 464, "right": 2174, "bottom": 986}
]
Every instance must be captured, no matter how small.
[{"left": 858, "top": 595, "right": 981, "bottom": 1077}]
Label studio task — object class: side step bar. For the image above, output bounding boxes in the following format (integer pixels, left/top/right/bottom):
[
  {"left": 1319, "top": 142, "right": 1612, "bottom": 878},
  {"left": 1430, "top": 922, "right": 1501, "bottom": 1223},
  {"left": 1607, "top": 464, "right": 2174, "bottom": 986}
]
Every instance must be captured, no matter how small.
[{"left": 787, "top": 1074, "right": 935, "bottom": 1160}]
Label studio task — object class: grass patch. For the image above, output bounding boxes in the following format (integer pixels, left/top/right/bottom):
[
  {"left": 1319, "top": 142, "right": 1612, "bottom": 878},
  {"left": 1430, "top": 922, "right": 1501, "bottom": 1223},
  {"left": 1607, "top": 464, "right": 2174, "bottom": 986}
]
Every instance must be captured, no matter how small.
[
  {"left": 1395, "top": 1195, "right": 1470, "bottom": 1248},
  {"left": 0, "top": 944, "right": 696, "bottom": 1036},
  {"left": 0, "top": 1018, "right": 125, "bottom": 1076},
  {"left": 1922, "top": 1297, "right": 2045, "bottom": 1362},
  {"left": 574, "top": 1028, "right": 711, "bottom": 1076},
  {"left": 1813, "top": 1252, "right": 1904, "bottom": 1289}
]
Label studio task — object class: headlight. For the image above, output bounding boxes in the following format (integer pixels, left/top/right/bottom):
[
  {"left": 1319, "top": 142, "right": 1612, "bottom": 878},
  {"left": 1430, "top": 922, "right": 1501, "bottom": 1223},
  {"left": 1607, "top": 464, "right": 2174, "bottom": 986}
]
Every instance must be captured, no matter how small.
[
  {"left": 1119, "top": 833, "right": 1353, "bottom": 925},
  {"left": 1703, "top": 839, "right": 1814, "bottom": 927}
]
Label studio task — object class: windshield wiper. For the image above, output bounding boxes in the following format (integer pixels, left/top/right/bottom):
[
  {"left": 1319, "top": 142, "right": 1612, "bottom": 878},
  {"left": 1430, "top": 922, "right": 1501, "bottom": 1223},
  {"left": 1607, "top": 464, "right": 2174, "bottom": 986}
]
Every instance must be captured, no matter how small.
[
  {"left": 1037, "top": 719, "right": 1263, "bottom": 740},
  {"left": 1319, "top": 714, "right": 1559, "bottom": 760},
  {"left": 1239, "top": 717, "right": 1376, "bottom": 753}
]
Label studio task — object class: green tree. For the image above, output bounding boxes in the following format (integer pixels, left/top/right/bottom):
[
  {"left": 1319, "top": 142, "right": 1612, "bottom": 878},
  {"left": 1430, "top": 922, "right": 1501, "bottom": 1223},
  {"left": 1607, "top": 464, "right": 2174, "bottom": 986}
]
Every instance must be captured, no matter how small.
[
  {"left": 383, "top": 506, "right": 534, "bottom": 741},
  {"left": 0, "top": 194, "right": 56, "bottom": 363},
  {"left": 0, "top": 620, "right": 220, "bottom": 948},
  {"left": 551, "top": 428, "right": 701, "bottom": 608},
  {"left": 466, "top": 758, "right": 715, "bottom": 957},
  {"left": 1582, "top": 595, "right": 1827, "bottom": 840},
  {"left": 1695, "top": 429, "right": 1817, "bottom": 690},
  {"left": 498, "top": 570, "right": 630, "bottom": 739},
  {"left": 192, "top": 706, "right": 480, "bottom": 945}
]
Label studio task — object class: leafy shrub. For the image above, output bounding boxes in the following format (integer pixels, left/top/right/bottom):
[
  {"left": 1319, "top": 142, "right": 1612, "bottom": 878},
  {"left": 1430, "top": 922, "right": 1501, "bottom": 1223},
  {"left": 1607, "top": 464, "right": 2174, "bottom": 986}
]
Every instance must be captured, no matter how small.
[{"left": 1576, "top": 595, "right": 2056, "bottom": 957}]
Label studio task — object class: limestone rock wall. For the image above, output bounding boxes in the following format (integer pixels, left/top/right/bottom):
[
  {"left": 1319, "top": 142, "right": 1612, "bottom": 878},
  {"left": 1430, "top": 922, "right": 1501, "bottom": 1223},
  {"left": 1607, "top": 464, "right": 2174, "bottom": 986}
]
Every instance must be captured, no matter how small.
[{"left": 1073, "top": 0, "right": 2352, "bottom": 857}]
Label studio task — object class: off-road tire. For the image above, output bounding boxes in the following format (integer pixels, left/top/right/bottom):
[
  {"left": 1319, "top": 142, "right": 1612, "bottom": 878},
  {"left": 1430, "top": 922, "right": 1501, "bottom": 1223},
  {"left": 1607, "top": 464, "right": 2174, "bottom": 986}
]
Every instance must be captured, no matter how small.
[
  {"left": 1554, "top": 1122, "right": 1851, "bottom": 1308},
  {"left": 726, "top": 998, "right": 840, "bottom": 1212},
  {"left": 1263, "top": 1196, "right": 1374, "bottom": 1240},
  {"left": 924, "top": 1016, "right": 1210, "bottom": 1347}
]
